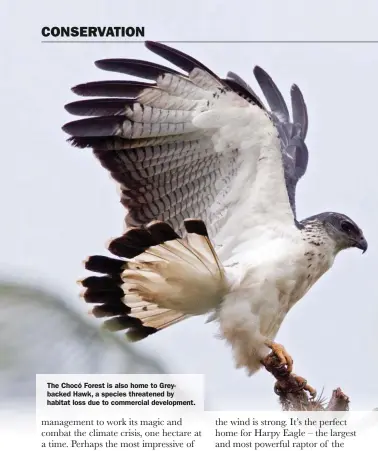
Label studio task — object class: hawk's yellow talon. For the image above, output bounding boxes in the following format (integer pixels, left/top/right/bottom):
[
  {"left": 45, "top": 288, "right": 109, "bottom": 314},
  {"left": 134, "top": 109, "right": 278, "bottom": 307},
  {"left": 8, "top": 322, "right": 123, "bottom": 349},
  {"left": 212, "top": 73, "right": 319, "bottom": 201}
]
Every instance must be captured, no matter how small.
[{"left": 264, "top": 340, "right": 294, "bottom": 373}]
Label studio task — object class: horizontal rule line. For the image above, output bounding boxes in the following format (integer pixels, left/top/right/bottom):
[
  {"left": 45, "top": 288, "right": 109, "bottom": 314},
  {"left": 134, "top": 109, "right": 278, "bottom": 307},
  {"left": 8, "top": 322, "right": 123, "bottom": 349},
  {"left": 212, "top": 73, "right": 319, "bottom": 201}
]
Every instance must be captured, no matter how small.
[{"left": 41, "top": 40, "right": 378, "bottom": 44}]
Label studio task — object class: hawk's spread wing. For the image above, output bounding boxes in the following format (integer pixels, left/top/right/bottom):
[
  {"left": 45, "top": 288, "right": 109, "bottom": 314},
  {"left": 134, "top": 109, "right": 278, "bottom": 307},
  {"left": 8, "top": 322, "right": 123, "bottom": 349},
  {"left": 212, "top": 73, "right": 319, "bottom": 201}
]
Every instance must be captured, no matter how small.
[{"left": 63, "top": 41, "right": 309, "bottom": 260}]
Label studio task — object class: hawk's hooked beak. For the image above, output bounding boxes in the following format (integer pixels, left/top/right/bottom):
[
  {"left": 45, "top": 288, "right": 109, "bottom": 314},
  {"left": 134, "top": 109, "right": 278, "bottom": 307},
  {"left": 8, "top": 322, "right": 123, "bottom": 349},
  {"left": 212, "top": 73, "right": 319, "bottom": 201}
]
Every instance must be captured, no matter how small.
[{"left": 356, "top": 237, "right": 368, "bottom": 254}]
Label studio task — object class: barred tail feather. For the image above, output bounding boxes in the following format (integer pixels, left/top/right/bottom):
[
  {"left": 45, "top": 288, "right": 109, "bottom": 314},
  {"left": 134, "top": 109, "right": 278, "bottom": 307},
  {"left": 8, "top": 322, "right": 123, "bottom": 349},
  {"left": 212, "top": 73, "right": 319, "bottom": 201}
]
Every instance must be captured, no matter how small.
[{"left": 79, "top": 219, "right": 227, "bottom": 341}]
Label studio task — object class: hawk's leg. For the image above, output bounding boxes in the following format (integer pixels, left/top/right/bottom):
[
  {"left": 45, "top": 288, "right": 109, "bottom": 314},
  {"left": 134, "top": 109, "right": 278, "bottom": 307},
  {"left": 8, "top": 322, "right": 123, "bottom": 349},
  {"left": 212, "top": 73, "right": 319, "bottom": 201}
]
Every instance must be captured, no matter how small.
[
  {"left": 262, "top": 342, "right": 317, "bottom": 400},
  {"left": 262, "top": 340, "right": 294, "bottom": 373}
]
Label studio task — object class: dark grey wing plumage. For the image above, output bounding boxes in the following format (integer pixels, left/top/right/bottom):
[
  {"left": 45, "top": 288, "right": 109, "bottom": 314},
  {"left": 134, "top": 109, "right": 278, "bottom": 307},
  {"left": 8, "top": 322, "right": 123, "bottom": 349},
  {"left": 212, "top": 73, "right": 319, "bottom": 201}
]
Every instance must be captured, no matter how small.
[{"left": 253, "top": 67, "right": 309, "bottom": 218}]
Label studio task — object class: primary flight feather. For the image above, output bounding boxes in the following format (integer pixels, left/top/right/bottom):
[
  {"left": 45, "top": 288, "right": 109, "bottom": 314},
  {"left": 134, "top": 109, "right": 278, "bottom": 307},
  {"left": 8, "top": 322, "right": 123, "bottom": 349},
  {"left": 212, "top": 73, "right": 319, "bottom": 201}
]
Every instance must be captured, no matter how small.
[{"left": 63, "top": 41, "right": 367, "bottom": 376}]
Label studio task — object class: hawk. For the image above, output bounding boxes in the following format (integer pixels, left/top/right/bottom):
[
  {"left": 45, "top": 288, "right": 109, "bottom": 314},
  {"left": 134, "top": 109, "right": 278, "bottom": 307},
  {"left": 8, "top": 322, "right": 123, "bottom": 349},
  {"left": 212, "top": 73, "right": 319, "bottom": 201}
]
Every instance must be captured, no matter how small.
[{"left": 63, "top": 41, "right": 367, "bottom": 380}]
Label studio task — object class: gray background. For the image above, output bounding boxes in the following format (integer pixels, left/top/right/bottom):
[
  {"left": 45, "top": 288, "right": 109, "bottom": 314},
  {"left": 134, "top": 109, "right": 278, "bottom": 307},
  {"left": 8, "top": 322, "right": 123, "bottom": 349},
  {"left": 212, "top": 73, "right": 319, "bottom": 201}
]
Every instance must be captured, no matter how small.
[{"left": 1, "top": 0, "right": 377, "bottom": 410}]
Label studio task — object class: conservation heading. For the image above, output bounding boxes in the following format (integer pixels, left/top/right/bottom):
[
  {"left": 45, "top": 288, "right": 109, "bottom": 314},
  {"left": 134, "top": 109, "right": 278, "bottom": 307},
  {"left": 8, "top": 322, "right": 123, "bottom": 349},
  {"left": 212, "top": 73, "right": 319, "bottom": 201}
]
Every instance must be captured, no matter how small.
[{"left": 41, "top": 26, "right": 145, "bottom": 39}]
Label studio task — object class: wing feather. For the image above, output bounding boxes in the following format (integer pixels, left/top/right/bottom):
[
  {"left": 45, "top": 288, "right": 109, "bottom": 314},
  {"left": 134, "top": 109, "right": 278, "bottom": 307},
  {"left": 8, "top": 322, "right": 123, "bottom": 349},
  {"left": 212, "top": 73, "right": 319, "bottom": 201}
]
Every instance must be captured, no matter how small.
[
  {"left": 253, "top": 67, "right": 309, "bottom": 217},
  {"left": 95, "top": 58, "right": 184, "bottom": 79},
  {"left": 225, "top": 71, "right": 265, "bottom": 109},
  {"left": 64, "top": 42, "right": 310, "bottom": 259},
  {"left": 145, "top": 41, "right": 221, "bottom": 83},
  {"left": 72, "top": 80, "right": 154, "bottom": 97},
  {"left": 291, "top": 84, "right": 309, "bottom": 139},
  {"left": 253, "top": 66, "right": 290, "bottom": 122}
]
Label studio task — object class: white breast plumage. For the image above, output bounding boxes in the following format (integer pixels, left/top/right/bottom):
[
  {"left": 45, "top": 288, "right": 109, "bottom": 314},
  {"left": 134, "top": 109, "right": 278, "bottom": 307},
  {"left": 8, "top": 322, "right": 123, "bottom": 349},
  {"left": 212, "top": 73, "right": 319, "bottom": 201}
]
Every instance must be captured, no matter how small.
[{"left": 218, "top": 230, "right": 336, "bottom": 374}]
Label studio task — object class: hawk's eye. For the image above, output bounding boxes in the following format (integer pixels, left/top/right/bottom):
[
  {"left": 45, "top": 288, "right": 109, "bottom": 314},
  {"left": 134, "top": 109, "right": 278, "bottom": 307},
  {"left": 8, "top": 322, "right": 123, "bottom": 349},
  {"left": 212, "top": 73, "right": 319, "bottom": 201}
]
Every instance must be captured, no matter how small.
[{"left": 341, "top": 221, "right": 356, "bottom": 234}]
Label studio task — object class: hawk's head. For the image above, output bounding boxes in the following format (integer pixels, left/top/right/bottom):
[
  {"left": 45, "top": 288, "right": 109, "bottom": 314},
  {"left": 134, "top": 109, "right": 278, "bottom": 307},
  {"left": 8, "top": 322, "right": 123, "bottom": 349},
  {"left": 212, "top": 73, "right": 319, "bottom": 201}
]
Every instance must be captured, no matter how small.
[{"left": 319, "top": 212, "right": 367, "bottom": 254}]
